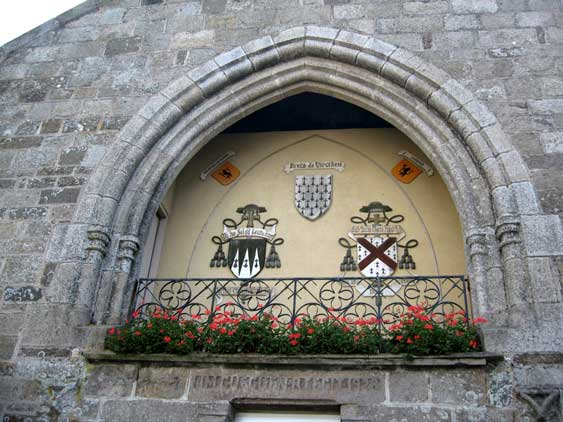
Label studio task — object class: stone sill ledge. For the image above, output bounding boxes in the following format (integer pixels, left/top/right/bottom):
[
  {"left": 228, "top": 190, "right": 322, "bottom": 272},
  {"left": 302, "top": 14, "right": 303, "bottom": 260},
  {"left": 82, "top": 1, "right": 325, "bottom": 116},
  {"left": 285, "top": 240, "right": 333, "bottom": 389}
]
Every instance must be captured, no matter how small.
[{"left": 84, "top": 351, "right": 503, "bottom": 369}]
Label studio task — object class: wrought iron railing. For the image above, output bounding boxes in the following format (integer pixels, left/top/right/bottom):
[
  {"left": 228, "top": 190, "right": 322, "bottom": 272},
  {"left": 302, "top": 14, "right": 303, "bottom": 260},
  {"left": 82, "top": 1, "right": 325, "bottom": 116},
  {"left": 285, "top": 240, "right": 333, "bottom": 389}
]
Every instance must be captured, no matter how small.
[{"left": 131, "top": 275, "right": 470, "bottom": 330}]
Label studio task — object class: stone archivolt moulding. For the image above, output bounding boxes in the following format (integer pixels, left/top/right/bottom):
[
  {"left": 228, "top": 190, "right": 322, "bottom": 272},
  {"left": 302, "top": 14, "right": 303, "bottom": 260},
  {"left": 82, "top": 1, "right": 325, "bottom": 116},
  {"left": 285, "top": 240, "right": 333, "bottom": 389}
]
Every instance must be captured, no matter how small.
[{"left": 73, "top": 26, "right": 546, "bottom": 328}]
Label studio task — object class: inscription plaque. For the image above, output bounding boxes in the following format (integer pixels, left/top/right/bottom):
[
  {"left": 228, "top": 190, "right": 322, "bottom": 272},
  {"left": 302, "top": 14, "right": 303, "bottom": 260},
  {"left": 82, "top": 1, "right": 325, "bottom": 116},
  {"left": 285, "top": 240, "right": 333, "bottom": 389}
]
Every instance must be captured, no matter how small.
[{"left": 187, "top": 369, "right": 385, "bottom": 404}]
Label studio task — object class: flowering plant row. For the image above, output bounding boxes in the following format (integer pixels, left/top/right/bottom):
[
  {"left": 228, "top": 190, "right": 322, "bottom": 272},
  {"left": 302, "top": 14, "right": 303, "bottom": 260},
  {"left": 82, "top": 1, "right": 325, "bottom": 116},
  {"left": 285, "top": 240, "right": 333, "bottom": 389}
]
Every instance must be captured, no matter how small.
[{"left": 105, "top": 305, "right": 486, "bottom": 356}]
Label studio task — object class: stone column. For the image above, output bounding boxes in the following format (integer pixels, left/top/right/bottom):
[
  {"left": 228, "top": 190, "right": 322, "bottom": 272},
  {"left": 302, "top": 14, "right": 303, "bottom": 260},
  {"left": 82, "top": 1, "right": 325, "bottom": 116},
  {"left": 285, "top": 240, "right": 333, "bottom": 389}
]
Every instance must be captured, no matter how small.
[{"left": 104, "top": 235, "right": 141, "bottom": 325}]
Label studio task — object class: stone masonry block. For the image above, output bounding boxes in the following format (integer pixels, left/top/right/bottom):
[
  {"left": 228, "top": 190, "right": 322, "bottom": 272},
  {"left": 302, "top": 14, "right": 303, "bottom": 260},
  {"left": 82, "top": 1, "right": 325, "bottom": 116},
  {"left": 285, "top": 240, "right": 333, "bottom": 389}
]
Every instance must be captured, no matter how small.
[
  {"left": 388, "top": 370, "right": 429, "bottom": 402},
  {"left": 100, "top": 399, "right": 207, "bottom": 422},
  {"left": 0, "top": 312, "right": 26, "bottom": 335},
  {"left": 187, "top": 60, "right": 229, "bottom": 97},
  {"left": 160, "top": 76, "right": 205, "bottom": 113},
  {"left": 376, "top": 16, "right": 444, "bottom": 34},
  {"left": 242, "top": 36, "right": 279, "bottom": 71},
  {"left": 521, "top": 214, "right": 563, "bottom": 256},
  {"left": 528, "top": 99, "right": 563, "bottom": 115},
  {"left": 356, "top": 38, "right": 396, "bottom": 75},
  {"left": 430, "top": 369, "right": 487, "bottom": 405},
  {"left": 498, "top": 150, "right": 530, "bottom": 183},
  {"left": 448, "top": 108, "right": 481, "bottom": 140},
  {"left": 445, "top": 14, "right": 481, "bottom": 30},
  {"left": 136, "top": 367, "right": 189, "bottom": 399},
  {"left": 203, "top": 0, "right": 227, "bottom": 14},
  {"left": 452, "top": 0, "right": 498, "bottom": 14},
  {"left": 273, "top": 27, "right": 306, "bottom": 61},
  {"left": 491, "top": 185, "right": 517, "bottom": 217},
  {"left": 510, "top": 181, "right": 541, "bottom": 214},
  {"left": 404, "top": 1, "right": 449, "bottom": 15},
  {"left": 330, "top": 30, "right": 368, "bottom": 64},
  {"left": 478, "top": 28, "right": 538, "bottom": 47},
  {"left": 0, "top": 137, "right": 42, "bottom": 150},
  {"left": 59, "top": 146, "right": 87, "bottom": 165},
  {"left": 463, "top": 99, "right": 498, "bottom": 128},
  {"left": 170, "top": 30, "right": 215, "bottom": 50},
  {"left": 304, "top": 26, "right": 339, "bottom": 58},
  {"left": 39, "top": 187, "right": 80, "bottom": 204},
  {"left": 1, "top": 255, "right": 44, "bottom": 285},
  {"left": 21, "top": 303, "right": 90, "bottom": 349},
  {"left": 214, "top": 46, "right": 253, "bottom": 83},
  {"left": 84, "top": 364, "right": 137, "bottom": 398},
  {"left": 104, "top": 36, "right": 142, "bottom": 57},
  {"left": 0, "top": 335, "right": 17, "bottom": 360},
  {"left": 342, "top": 404, "right": 451, "bottom": 421},
  {"left": 527, "top": 257, "right": 563, "bottom": 303},
  {"left": 539, "top": 132, "right": 563, "bottom": 154}
]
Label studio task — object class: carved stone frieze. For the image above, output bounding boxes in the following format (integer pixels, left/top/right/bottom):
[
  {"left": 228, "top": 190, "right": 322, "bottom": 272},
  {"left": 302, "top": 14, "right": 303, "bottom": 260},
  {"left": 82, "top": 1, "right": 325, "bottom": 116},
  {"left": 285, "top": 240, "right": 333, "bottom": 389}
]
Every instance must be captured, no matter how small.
[{"left": 516, "top": 387, "right": 562, "bottom": 422}]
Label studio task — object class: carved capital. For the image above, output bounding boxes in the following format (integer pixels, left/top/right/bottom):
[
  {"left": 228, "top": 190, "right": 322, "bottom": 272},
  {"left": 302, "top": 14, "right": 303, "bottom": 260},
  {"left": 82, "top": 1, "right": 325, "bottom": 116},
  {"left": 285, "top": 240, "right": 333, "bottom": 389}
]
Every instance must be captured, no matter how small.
[
  {"left": 495, "top": 216, "right": 521, "bottom": 250},
  {"left": 117, "top": 235, "right": 140, "bottom": 273},
  {"left": 466, "top": 233, "right": 488, "bottom": 260},
  {"left": 85, "top": 226, "right": 111, "bottom": 260}
]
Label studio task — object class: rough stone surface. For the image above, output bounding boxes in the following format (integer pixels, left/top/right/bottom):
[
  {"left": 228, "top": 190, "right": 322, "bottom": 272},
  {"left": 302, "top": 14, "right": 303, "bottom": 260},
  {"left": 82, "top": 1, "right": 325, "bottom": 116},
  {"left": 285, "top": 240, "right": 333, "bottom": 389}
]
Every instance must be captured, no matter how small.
[{"left": 0, "top": 0, "right": 562, "bottom": 420}]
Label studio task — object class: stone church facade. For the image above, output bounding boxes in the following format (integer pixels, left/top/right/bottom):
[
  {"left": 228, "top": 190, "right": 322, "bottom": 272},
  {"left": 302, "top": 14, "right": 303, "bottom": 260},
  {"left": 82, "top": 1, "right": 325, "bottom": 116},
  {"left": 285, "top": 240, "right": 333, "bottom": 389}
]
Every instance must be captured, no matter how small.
[{"left": 1, "top": 0, "right": 562, "bottom": 420}]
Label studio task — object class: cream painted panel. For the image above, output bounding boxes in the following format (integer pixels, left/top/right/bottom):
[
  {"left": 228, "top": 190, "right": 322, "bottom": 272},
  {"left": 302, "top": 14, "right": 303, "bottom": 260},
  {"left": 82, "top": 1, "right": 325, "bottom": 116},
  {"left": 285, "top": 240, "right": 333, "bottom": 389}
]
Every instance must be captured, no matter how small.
[{"left": 157, "top": 129, "right": 465, "bottom": 279}]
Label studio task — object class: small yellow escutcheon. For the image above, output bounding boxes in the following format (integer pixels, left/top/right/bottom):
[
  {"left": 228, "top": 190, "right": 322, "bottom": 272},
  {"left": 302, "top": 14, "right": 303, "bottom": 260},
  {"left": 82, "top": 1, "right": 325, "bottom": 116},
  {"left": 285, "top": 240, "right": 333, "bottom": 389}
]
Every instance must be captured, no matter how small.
[
  {"left": 391, "top": 158, "right": 422, "bottom": 184},
  {"left": 212, "top": 161, "right": 240, "bottom": 185}
]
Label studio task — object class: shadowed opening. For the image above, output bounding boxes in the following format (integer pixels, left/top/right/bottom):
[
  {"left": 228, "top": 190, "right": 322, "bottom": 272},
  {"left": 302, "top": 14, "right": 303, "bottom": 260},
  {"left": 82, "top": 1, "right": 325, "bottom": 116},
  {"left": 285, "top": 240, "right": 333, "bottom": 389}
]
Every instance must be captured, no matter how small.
[{"left": 225, "top": 92, "right": 393, "bottom": 133}]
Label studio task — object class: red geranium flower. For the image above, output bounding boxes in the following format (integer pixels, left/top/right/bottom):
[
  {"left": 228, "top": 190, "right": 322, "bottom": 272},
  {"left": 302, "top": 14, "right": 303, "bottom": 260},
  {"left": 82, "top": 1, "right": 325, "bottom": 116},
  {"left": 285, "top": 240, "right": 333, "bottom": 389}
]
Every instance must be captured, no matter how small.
[
  {"left": 290, "top": 340, "right": 298, "bottom": 346},
  {"left": 307, "top": 328, "right": 315, "bottom": 335},
  {"left": 163, "top": 336, "right": 171, "bottom": 343},
  {"left": 134, "top": 330, "right": 141, "bottom": 336}
]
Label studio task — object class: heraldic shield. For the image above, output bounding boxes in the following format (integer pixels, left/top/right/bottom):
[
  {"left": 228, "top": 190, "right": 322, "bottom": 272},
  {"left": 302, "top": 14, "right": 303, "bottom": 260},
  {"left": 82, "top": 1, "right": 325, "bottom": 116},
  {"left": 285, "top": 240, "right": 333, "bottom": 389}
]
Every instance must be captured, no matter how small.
[
  {"left": 228, "top": 238, "right": 266, "bottom": 279},
  {"left": 357, "top": 236, "right": 398, "bottom": 277},
  {"left": 209, "top": 204, "right": 284, "bottom": 279},
  {"left": 295, "top": 175, "right": 332, "bottom": 220},
  {"left": 338, "top": 201, "right": 419, "bottom": 277}
]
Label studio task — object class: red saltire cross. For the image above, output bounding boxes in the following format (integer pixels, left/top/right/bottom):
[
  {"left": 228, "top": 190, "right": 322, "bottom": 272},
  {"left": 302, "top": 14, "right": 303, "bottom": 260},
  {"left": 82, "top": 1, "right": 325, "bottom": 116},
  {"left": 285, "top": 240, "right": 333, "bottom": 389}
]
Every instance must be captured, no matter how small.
[{"left": 357, "top": 237, "right": 398, "bottom": 271}]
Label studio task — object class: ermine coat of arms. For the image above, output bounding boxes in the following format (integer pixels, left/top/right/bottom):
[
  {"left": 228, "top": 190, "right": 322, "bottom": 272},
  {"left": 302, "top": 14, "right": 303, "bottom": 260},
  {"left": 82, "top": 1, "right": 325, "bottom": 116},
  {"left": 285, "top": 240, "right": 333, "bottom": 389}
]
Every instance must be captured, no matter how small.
[
  {"left": 294, "top": 174, "right": 333, "bottom": 220},
  {"left": 209, "top": 204, "right": 284, "bottom": 279}
]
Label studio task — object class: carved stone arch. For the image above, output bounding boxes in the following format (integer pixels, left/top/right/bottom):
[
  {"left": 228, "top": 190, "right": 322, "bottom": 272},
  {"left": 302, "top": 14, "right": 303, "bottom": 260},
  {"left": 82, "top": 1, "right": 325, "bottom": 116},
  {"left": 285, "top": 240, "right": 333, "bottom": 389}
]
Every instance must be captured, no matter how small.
[{"left": 67, "top": 26, "right": 553, "bottom": 351}]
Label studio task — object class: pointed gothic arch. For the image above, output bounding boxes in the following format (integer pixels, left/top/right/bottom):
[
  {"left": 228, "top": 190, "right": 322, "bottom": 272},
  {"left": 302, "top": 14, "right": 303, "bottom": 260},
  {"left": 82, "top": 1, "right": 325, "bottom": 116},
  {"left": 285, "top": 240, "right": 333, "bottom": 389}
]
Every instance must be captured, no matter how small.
[{"left": 61, "top": 26, "right": 557, "bottom": 351}]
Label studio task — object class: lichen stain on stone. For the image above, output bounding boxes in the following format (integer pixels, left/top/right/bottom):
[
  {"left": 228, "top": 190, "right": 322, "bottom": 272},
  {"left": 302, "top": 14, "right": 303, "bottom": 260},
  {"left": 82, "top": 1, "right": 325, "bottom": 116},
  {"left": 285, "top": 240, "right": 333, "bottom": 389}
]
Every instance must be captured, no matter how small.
[{"left": 488, "top": 369, "right": 513, "bottom": 407}]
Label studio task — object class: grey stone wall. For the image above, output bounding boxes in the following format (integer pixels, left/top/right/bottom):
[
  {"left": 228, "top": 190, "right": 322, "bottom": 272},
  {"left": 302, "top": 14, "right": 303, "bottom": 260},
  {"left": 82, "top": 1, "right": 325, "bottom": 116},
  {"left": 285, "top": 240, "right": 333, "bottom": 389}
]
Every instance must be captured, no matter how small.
[
  {"left": 1, "top": 0, "right": 562, "bottom": 420},
  {"left": 4, "top": 353, "right": 563, "bottom": 421}
]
